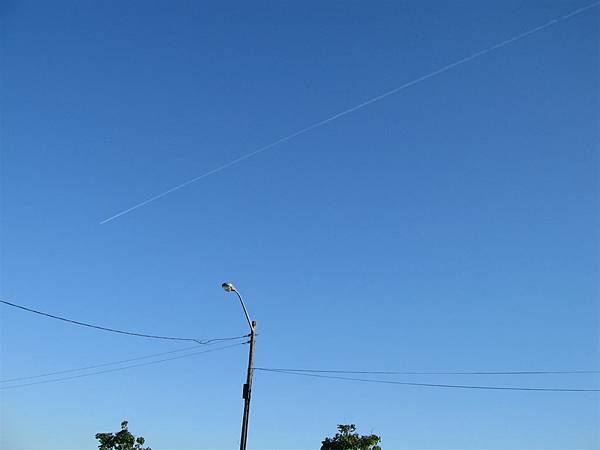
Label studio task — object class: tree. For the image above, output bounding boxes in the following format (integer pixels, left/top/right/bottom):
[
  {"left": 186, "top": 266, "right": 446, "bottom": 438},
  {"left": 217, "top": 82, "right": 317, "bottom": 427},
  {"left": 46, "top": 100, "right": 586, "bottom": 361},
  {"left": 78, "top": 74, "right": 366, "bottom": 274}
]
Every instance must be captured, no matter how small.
[
  {"left": 95, "top": 420, "right": 151, "bottom": 450},
  {"left": 321, "top": 424, "right": 382, "bottom": 450}
]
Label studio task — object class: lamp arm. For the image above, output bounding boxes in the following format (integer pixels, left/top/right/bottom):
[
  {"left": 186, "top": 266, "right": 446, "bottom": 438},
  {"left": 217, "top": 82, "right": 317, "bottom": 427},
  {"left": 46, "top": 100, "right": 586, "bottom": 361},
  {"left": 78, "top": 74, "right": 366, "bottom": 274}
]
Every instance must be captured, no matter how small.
[{"left": 234, "top": 289, "right": 253, "bottom": 331}]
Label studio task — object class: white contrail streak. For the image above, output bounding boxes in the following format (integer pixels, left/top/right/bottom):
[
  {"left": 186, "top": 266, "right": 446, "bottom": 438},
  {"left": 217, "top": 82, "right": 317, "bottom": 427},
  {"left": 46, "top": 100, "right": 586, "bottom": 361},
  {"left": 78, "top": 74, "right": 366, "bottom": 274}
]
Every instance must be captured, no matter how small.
[{"left": 100, "top": 2, "right": 600, "bottom": 224}]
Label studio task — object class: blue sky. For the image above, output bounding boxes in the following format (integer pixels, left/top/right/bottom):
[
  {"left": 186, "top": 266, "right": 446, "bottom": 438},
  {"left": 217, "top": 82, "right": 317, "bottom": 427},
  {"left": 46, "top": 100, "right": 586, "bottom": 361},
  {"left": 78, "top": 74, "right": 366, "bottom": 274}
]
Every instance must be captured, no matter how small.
[{"left": 1, "top": 0, "right": 599, "bottom": 448}]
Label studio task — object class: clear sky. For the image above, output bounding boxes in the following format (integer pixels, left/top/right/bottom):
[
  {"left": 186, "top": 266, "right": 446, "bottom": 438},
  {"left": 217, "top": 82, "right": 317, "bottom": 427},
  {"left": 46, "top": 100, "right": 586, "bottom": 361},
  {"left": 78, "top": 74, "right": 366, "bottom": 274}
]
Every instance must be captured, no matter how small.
[{"left": 1, "top": 1, "right": 599, "bottom": 449}]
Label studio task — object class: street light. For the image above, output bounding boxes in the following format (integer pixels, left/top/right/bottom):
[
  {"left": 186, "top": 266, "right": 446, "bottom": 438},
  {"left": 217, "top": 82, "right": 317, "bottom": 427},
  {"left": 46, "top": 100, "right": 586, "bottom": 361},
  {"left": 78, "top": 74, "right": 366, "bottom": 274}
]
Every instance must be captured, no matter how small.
[{"left": 222, "top": 282, "right": 256, "bottom": 450}]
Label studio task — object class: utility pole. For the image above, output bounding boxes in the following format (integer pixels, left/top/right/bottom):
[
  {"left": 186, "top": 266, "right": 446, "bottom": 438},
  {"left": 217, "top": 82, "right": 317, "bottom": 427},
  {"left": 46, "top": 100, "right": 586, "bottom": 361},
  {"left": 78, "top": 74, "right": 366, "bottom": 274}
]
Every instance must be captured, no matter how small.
[
  {"left": 240, "top": 320, "right": 256, "bottom": 450},
  {"left": 221, "top": 282, "right": 256, "bottom": 450}
]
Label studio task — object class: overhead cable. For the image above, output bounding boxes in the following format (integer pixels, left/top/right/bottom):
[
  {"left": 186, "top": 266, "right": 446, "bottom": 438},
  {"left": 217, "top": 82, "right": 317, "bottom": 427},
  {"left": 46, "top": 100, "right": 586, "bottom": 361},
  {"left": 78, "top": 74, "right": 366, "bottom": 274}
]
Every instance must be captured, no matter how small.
[
  {"left": 0, "top": 299, "right": 248, "bottom": 344},
  {"left": 0, "top": 343, "right": 211, "bottom": 383},
  {"left": 255, "top": 368, "right": 600, "bottom": 376},
  {"left": 1, "top": 342, "right": 246, "bottom": 390},
  {"left": 256, "top": 368, "right": 600, "bottom": 393}
]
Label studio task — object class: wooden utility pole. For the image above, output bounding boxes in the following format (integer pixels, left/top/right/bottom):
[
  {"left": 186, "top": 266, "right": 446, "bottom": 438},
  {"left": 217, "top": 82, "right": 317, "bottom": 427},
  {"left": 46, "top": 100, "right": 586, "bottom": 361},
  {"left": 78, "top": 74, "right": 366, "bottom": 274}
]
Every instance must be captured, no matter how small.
[
  {"left": 240, "top": 320, "right": 256, "bottom": 450},
  {"left": 221, "top": 282, "right": 256, "bottom": 450}
]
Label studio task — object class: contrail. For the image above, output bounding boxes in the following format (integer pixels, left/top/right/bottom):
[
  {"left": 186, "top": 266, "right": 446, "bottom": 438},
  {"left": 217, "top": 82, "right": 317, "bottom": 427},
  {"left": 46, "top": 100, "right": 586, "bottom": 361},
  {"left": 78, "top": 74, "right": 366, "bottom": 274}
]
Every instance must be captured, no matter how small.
[{"left": 100, "top": 1, "right": 600, "bottom": 224}]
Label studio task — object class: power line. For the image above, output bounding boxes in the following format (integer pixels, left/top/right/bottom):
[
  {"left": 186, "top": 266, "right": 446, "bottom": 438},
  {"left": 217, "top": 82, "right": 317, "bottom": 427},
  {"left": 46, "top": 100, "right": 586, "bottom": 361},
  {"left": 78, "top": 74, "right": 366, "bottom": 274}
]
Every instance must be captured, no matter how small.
[
  {"left": 0, "top": 343, "right": 213, "bottom": 383},
  {"left": 255, "top": 368, "right": 600, "bottom": 376},
  {"left": 0, "top": 299, "right": 249, "bottom": 344},
  {"left": 99, "top": 1, "right": 600, "bottom": 223},
  {"left": 256, "top": 369, "right": 600, "bottom": 393},
  {"left": 1, "top": 342, "right": 247, "bottom": 390}
]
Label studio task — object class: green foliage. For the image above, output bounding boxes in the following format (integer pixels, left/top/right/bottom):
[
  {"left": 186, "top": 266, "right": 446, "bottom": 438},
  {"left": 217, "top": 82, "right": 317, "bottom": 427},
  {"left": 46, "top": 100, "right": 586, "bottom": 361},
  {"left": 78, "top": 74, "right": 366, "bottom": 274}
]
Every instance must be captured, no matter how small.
[
  {"left": 95, "top": 421, "right": 151, "bottom": 450},
  {"left": 320, "top": 424, "right": 382, "bottom": 450}
]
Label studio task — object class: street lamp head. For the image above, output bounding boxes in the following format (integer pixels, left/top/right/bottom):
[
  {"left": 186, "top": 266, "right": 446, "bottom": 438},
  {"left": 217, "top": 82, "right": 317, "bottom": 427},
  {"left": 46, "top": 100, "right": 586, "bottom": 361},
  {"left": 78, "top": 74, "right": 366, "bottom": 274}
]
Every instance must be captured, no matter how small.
[{"left": 222, "top": 282, "right": 236, "bottom": 292}]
